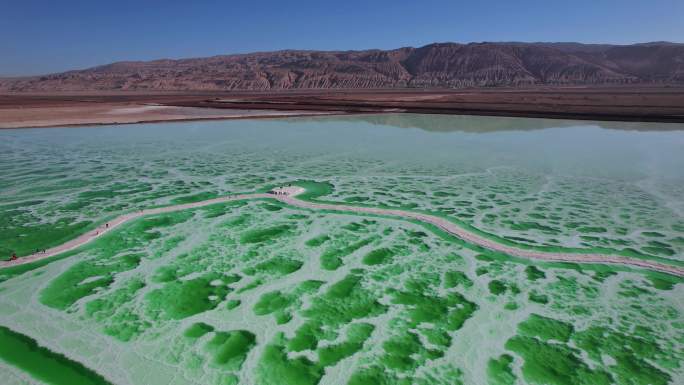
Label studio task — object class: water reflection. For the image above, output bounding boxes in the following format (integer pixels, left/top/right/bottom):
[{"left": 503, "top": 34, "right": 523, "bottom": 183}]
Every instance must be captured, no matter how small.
[{"left": 301, "top": 113, "right": 684, "bottom": 133}]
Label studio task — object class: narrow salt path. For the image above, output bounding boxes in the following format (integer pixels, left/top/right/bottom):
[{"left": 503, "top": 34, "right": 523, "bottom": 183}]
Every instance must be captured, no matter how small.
[
  {"left": 2, "top": 186, "right": 683, "bottom": 277},
  {"left": 0, "top": 193, "right": 271, "bottom": 268}
]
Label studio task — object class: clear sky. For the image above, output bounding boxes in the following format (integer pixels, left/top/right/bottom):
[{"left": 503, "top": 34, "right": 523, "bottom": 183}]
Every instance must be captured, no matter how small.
[{"left": 2, "top": 0, "right": 683, "bottom": 76}]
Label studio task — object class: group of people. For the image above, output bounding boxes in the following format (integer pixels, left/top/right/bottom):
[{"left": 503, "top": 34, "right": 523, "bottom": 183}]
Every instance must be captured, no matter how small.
[
  {"left": 7, "top": 248, "right": 47, "bottom": 261},
  {"left": 7, "top": 222, "right": 113, "bottom": 262},
  {"left": 270, "top": 184, "right": 293, "bottom": 196},
  {"left": 94, "top": 223, "right": 110, "bottom": 236},
  {"left": 5, "top": 186, "right": 300, "bottom": 264}
]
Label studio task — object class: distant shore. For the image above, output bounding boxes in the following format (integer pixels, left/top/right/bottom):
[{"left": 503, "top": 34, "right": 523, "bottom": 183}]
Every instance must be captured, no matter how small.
[
  {"left": 1, "top": 86, "right": 684, "bottom": 128},
  {"left": 0, "top": 101, "right": 341, "bottom": 129}
]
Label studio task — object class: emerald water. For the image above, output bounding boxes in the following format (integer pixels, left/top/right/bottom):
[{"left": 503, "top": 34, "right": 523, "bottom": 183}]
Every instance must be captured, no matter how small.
[{"left": 0, "top": 114, "right": 682, "bottom": 385}]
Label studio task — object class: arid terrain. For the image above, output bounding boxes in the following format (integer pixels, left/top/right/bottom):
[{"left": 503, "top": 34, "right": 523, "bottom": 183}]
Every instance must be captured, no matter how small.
[
  {"left": 2, "top": 41, "right": 684, "bottom": 128},
  {"left": 1, "top": 86, "right": 684, "bottom": 128},
  {"left": 2, "top": 42, "right": 684, "bottom": 92},
  {"left": 183, "top": 87, "right": 684, "bottom": 122},
  {"left": 0, "top": 93, "right": 339, "bottom": 129}
]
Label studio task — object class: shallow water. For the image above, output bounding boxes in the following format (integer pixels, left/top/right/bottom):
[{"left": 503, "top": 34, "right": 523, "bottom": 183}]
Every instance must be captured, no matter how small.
[
  {"left": 0, "top": 114, "right": 682, "bottom": 385},
  {"left": 2, "top": 114, "right": 683, "bottom": 260}
]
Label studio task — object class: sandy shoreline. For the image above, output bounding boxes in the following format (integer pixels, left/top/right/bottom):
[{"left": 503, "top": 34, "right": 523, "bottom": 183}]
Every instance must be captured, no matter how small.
[
  {"left": 2, "top": 87, "right": 684, "bottom": 129},
  {"left": 0, "top": 104, "right": 341, "bottom": 129},
  {"left": 3, "top": 186, "right": 682, "bottom": 277}
]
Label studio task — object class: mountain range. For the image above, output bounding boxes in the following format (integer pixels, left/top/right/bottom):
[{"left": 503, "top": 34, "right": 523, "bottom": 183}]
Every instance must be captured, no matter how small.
[{"left": 2, "top": 42, "right": 683, "bottom": 91}]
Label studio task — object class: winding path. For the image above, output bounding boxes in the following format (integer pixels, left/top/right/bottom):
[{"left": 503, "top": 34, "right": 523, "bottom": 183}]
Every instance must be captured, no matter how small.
[{"left": 2, "top": 186, "right": 683, "bottom": 277}]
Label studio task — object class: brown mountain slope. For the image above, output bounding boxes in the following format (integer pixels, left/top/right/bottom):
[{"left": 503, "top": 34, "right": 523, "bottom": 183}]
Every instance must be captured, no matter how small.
[{"left": 1, "top": 42, "right": 683, "bottom": 92}]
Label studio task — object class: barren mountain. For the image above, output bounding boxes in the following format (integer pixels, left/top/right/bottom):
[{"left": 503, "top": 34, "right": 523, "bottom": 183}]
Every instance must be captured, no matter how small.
[{"left": 2, "top": 42, "right": 683, "bottom": 92}]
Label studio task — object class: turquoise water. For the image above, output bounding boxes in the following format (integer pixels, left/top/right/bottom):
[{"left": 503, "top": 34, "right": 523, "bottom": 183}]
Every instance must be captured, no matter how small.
[
  {"left": 2, "top": 114, "right": 683, "bottom": 260},
  {"left": 0, "top": 114, "right": 682, "bottom": 385}
]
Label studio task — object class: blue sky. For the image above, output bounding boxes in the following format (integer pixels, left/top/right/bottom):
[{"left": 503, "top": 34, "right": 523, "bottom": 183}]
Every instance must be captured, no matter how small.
[{"left": 2, "top": 0, "right": 683, "bottom": 76}]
